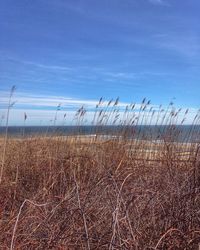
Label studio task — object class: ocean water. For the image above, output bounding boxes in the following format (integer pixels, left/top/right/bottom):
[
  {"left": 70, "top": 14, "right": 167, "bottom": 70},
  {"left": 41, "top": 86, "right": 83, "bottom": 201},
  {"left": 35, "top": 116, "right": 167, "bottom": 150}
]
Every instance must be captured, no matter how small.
[{"left": 0, "top": 125, "right": 200, "bottom": 143}]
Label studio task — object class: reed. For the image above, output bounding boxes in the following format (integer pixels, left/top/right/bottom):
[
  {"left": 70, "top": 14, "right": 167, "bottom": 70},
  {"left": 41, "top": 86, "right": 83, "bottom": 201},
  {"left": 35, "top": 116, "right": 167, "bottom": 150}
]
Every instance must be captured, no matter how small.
[{"left": 0, "top": 85, "right": 16, "bottom": 184}]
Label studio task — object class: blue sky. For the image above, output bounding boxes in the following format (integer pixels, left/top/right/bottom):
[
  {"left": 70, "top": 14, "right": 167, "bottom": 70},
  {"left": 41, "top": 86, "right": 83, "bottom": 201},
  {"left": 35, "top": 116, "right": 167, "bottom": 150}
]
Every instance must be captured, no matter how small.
[{"left": 0, "top": 0, "right": 200, "bottom": 125}]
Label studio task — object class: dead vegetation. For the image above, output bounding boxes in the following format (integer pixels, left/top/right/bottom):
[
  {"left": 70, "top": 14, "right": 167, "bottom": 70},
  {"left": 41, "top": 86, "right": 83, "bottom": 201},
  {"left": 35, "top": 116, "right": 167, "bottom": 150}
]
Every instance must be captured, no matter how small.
[{"left": 0, "top": 96, "right": 200, "bottom": 249}]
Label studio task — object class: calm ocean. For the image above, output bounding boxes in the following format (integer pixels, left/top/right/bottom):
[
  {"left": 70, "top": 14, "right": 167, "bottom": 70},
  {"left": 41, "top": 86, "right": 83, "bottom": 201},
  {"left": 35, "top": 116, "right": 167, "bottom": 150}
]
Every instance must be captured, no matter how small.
[{"left": 0, "top": 125, "right": 200, "bottom": 143}]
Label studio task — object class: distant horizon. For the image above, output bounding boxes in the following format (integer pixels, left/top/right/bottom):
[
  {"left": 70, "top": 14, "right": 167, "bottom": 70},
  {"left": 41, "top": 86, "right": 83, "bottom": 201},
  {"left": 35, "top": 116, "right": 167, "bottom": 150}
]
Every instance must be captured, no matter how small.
[
  {"left": 1, "top": 123, "right": 200, "bottom": 143},
  {"left": 1, "top": 124, "right": 200, "bottom": 127}
]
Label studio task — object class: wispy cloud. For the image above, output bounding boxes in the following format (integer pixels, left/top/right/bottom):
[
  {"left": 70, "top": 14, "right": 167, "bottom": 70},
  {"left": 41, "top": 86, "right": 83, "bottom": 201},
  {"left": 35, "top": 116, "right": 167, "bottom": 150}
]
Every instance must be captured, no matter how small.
[
  {"left": 0, "top": 91, "right": 131, "bottom": 110},
  {"left": 148, "top": 0, "right": 169, "bottom": 6},
  {"left": 155, "top": 33, "right": 200, "bottom": 59},
  {"left": 1, "top": 90, "right": 199, "bottom": 126},
  {"left": 104, "top": 72, "right": 137, "bottom": 80},
  {"left": 1, "top": 56, "right": 73, "bottom": 72},
  {"left": 0, "top": 106, "right": 198, "bottom": 126},
  {"left": 22, "top": 61, "right": 73, "bottom": 72}
]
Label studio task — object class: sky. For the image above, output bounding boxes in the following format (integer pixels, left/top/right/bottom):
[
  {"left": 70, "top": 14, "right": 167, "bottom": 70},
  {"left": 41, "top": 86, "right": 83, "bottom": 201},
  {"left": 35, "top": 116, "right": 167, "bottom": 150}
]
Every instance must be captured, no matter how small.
[{"left": 0, "top": 0, "right": 200, "bottom": 125}]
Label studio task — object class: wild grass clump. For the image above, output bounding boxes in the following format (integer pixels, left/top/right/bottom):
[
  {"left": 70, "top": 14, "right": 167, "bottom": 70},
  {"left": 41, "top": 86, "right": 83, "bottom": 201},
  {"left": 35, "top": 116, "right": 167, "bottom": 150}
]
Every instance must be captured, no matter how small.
[{"left": 0, "top": 96, "right": 200, "bottom": 249}]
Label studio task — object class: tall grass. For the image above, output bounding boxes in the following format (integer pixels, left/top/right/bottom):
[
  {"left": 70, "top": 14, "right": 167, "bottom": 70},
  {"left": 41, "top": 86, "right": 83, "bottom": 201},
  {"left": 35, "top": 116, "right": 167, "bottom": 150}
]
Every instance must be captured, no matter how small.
[
  {"left": 0, "top": 85, "right": 16, "bottom": 184},
  {"left": 0, "top": 97, "right": 200, "bottom": 249}
]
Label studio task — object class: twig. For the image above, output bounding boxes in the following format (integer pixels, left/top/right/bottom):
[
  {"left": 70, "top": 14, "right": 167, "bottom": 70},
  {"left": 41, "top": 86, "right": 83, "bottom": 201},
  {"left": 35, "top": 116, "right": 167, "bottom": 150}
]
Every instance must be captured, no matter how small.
[
  {"left": 10, "top": 199, "right": 49, "bottom": 250},
  {"left": 74, "top": 171, "right": 91, "bottom": 250},
  {"left": 154, "top": 228, "right": 183, "bottom": 249}
]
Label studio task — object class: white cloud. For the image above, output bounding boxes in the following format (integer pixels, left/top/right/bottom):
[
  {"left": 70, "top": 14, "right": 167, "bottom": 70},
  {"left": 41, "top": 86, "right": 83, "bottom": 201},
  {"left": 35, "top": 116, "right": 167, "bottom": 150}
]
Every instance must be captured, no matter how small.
[
  {"left": 22, "top": 61, "right": 73, "bottom": 72},
  {"left": 0, "top": 91, "right": 199, "bottom": 125},
  {"left": 0, "top": 106, "right": 198, "bottom": 126},
  {"left": 1, "top": 56, "right": 73, "bottom": 72},
  {"left": 0, "top": 91, "right": 131, "bottom": 110}
]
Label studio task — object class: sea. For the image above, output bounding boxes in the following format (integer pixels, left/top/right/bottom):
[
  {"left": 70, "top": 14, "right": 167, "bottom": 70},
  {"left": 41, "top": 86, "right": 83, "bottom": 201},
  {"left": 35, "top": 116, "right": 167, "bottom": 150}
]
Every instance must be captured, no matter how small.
[{"left": 0, "top": 125, "right": 200, "bottom": 143}]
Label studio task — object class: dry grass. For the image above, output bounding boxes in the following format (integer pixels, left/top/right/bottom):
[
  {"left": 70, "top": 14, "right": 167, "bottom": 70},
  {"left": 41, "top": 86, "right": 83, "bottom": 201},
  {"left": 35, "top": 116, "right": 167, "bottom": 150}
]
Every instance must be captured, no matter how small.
[
  {"left": 0, "top": 134, "right": 199, "bottom": 249},
  {"left": 0, "top": 96, "right": 200, "bottom": 249}
]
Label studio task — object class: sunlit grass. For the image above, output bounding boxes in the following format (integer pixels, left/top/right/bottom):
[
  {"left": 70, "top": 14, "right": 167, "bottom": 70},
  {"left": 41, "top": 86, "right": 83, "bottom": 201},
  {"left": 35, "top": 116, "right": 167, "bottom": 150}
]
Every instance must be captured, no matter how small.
[{"left": 0, "top": 91, "right": 200, "bottom": 249}]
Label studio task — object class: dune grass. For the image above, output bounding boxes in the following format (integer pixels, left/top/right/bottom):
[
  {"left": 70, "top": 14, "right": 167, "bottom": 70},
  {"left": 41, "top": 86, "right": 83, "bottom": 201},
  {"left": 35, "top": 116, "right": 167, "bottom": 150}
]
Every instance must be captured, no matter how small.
[{"left": 0, "top": 97, "right": 200, "bottom": 249}]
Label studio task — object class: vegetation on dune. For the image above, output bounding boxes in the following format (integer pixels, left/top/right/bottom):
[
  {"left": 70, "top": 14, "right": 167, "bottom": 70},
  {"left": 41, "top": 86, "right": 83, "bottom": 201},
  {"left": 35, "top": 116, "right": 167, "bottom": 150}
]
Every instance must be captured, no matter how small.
[{"left": 0, "top": 91, "right": 200, "bottom": 249}]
